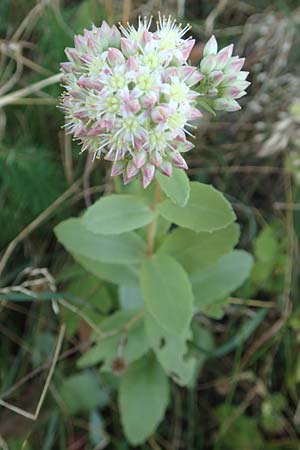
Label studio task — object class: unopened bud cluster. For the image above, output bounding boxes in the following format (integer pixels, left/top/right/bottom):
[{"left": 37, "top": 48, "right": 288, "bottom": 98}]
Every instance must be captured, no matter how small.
[
  {"left": 61, "top": 17, "right": 249, "bottom": 187},
  {"left": 200, "top": 35, "right": 250, "bottom": 112}
]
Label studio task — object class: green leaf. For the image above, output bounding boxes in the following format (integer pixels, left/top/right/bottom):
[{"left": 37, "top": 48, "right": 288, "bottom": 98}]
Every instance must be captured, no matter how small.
[
  {"left": 156, "top": 169, "right": 190, "bottom": 206},
  {"left": 158, "top": 181, "right": 236, "bottom": 232},
  {"left": 75, "top": 254, "right": 139, "bottom": 287},
  {"left": 119, "top": 353, "right": 169, "bottom": 445},
  {"left": 78, "top": 310, "right": 149, "bottom": 371},
  {"left": 159, "top": 223, "right": 240, "bottom": 273},
  {"left": 119, "top": 287, "right": 143, "bottom": 309},
  {"left": 82, "top": 194, "right": 154, "bottom": 235},
  {"left": 140, "top": 254, "right": 194, "bottom": 334},
  {"left": 197, "top": 97, "right": 216, "bottom": 116},
  {"left": 145, "top": 312, "right": 196, "bottom": 386},
  {"left": 55, "top": 218, "right": 146, "bottom": 264},
  {"left": 191, "top": 250, "right": 253, "bottom": 310},
  {"left": 58, "top": 372, "right": 109, "bottom": 415}
]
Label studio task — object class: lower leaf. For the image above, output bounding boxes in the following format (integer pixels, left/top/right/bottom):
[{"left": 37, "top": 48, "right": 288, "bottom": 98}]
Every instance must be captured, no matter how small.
[{"left": 119, "top": 353, "right": 169, "bottom": 445}]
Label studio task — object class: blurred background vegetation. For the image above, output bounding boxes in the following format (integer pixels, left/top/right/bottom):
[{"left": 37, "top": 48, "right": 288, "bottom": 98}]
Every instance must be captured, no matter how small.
[{"left": 1, "top": 0, "right": 300, "bottom": 449}]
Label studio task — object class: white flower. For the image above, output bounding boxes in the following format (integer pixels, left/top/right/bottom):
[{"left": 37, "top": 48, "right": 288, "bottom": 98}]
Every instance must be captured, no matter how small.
[
  {"left": 60, "top": 20, "right": 249, "bottom": 188},
  {"left": 61, "top": 17, "right": 201, "bottom": 187}
]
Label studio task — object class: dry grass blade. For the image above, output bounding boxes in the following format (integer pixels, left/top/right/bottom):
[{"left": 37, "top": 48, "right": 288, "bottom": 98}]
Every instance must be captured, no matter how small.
[{"left": 0, "top": 324, "right": 65, "bottom": 421}]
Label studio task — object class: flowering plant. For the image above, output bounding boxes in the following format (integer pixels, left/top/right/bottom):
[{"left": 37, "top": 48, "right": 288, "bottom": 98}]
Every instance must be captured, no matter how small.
[
  {"left": 61, "top": 16, "right": 249, "bottom": 187},
  {"left": 56, "top": 17, "right": 252, "bottom": 445}
]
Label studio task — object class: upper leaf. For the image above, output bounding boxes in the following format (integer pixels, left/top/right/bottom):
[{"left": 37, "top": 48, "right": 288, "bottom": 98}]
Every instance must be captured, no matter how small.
[
  {"left": 158, "top": 181, "right": 236, "bottom": 232},
  {"left": 82, "top": 194, "right": 154, "bottom": 235},
  {"left": 55, "top": 218, "right": 146, "bottom": 264},
  {"left": 75, "top": 254, "right": 139, "bottom": 287},
  {"left": 156, "top": 169, "right": 190, "bottom": 206},
  {"left": 119, "top": 353, "right": 169, "bottom": 445},
  {"left": 158, "top": 223, "right": 240, "bottom": 273},
  {"left": 191, "top": 250, "right": 253, "bottom": 310},
  {"left": 140, "top": 254, "right": 194, "bottom": 334},
  {"left": 119, "top": 286, "right": 144, "bottom": 309}
]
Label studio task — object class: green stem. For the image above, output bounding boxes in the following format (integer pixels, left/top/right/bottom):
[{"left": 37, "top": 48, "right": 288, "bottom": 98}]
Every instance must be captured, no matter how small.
[{"left": 146, "top": 181, "right": 161, "bottom": 256}]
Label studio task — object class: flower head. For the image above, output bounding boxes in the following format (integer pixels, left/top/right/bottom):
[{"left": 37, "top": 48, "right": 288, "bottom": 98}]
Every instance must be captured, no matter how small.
[
  {"left": 60, "top": 19, "right": 249, "bottom": 188},
  {"left": 199, "top": 35, "right": 250, "bottom": 112}
]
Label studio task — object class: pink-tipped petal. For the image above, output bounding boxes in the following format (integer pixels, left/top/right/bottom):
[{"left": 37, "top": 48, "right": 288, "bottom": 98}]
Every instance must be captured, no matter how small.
[
  {"left": 216, "top": 44, "right": 234, "bottom": 69},
  {"left": 150, "top": 151, "right": 163, "bottom": 167},
  {"left": 200, "top": 54, "right": 217, "bottom": 74},
  {"left": 126, "top": 160, "right": 139, "bottom": 178},
  {"left": 188, "top": 107, "right": 202, "bottom": 121},
  {"left": 170, "top": 152, "right": 188, "bottom": 170},
  {"left": 111, "top": 161, "right": 125, "bottom": 176},
  {"left": 142, "top": 164, "right": 155, "bottom": 188},
  {"left": 160, "top": 161, "right": 173, "bottom": 176},
  {"left": 203, "top": 35, "right": 218, "bottom": 57},
  {"left": 133, "top": 150, "right": 147, "bottom": 168},
  {"left": 107, "top": 48, "right": 125, "bottom": 66}
]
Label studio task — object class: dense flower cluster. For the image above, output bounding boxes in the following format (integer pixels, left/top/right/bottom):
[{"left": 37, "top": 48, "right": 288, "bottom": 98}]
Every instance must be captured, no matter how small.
[
  {"left": 61, "top": 17, "right": 249, "bottom": 187},
  {"left": 199, "top": 35, "right": 250, "bottom": 112}
]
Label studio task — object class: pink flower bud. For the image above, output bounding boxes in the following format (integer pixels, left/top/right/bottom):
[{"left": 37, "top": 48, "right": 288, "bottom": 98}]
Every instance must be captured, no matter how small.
[
  {"left": 180, "top": 39, "right": 195, "bottom": 62},
  {"left": 142, "top": 31, "right": 152, "bottom": 45},
  {"left": 111, "top": 160, "right": 125, "bottom": 176},
  {"left": 60, "top": 62, "right": 73, "bottom": 73},
  {"left": 74, "top": 35, "right": 86, "bottom": 51},
  {"left": 125, "top": 55, "right": 138, "bottom": 72},
  {"left": 133, "top": 150, "right": 147, "bottom": 168},
  {"left": 65, "top": 48, "right": 80, "bottom": 64},
  {"left": 237, "top": 71, "right": 249, "bottom": 81},
  {"left": 200, "top": 54, "right": 217, "bottom": 74},
  {"left": 215, "top": 44, "right": 234, "bottom": 69},
  {"left": 125, "top": 160, "right": 138, "bottom": 179},
  {"left": 176, "top": 140, "right": 194, "bottom": 152},
  {"left": 110, "top": 25, "right": 121, "bottom": 47},
  {"left": 187, "top": 107, "right": 202, "bottom": 121},
  {"left": 121, "top": 37, "right": 138, "bottom": 56},
  {"left": 225, "top": 57, "right": 245, "bottom": 73},
  {"left": 87, "top": 38, "right": 98, "bottom": 53},
  {"left": 142, "top": 164, "right": 155, "bottom": 188},
  {"left": 160, "top": 160, "right": 173, "bottom": 176},
  {"left": 151, "top": 106, "right": 168, "bottom": 123},
  {"left": 170, "top": 152, "right": 188, "bottom": 169},
  {"left": 214, "top": 98, "right": 241, "bottom": 111},
  {"left": 141, "top": 92, "right": 158, "bottom": 109},
  {"left": 107, "top": 48, "right": 125, "bottom": 66},
  {"left": 208, "top": 70, "right": 224, "bottom": 86},
  {"left": 203, "top": 35, "right": 218, "bottom": 57},
  {"left": 150, "top": 151, "right": 163, "bottom": 166},
  {"left": 74, "top": 125, "right": 87, "bottom": 137}
]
